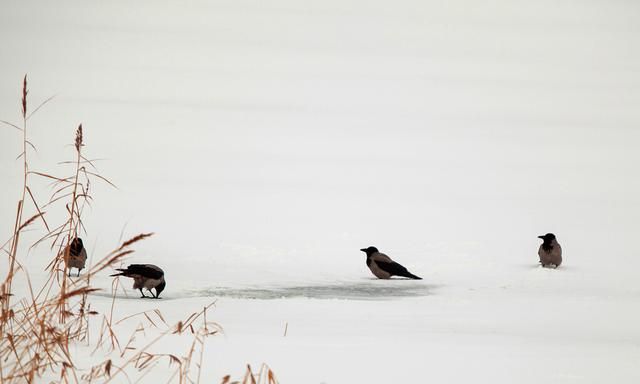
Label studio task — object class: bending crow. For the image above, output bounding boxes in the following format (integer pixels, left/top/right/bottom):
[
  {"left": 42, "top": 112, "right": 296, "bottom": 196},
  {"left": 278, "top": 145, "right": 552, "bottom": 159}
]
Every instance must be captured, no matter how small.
[{"left": 110, "top": 264, "right": 166, "bottom": 298}]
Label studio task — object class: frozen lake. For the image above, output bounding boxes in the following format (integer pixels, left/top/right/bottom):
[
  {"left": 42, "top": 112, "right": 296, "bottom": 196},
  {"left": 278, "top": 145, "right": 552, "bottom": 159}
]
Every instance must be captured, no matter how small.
[{"left": 1, "top": 0, "right": 640, "bottom": 382}]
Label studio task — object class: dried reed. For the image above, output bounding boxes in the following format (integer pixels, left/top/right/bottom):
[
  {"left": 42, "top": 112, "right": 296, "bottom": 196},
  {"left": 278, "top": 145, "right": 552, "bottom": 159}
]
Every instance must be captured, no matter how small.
[{"left": 221, "top": 364, "right": 279, "bottom": 384}]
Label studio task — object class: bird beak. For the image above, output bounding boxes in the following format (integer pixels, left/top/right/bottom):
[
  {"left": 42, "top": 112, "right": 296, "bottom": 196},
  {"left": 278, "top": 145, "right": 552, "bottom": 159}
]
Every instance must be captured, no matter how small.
[
  {"left": 537, "top": 235, "right": 544, "bottom": 239},
  {"left": 359, "top": 248, "right": 367, "bottom": 252}
]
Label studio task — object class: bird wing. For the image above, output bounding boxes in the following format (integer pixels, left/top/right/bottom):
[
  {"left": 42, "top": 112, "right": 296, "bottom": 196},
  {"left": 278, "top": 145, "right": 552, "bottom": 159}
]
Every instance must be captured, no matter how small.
[
  {"left": 122, "top": 264, "right": 164, "bottom": 279},
  {"left": 554, "top": 243, "right": 562, "bottom": 257},
  {"left": 374, "top": 260, "right": 410, "bottom": 276},
  {"left": 371, "top": 253, "right": 410, "bottom": 276}
]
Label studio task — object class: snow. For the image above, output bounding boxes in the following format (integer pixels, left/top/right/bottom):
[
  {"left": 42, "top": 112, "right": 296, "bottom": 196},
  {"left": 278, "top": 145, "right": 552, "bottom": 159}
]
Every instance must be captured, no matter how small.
[{"left": 1, "top": 0, "right": 640, "bottom": 382}]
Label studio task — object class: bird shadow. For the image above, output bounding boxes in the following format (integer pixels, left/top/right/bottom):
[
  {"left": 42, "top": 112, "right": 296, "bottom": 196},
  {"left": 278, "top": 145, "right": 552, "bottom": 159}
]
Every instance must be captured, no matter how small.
[
  {"left": 88, "top": 291, "right": 171, "bottom": 300},
  {"left": 518, "top": 263, "right": 574, "bottom": 271}
]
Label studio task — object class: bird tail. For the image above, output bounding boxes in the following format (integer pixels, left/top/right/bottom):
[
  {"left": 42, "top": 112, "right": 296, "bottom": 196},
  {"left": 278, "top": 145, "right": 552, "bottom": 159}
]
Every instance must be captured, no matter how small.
[{"left": 403, "top": 272, "right": 422, "bottom": 280}]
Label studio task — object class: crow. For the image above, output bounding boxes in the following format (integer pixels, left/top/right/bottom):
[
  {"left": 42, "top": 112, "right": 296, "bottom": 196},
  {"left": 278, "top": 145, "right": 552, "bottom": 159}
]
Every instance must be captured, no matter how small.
[
  {"left": 63, "top": 237, "right": 87, "bottom": 277},
  {"left": 538, "top": 233, "right": 562, "bottom": 268},
  {"left": 360, "top": 246, "right": 421, "bottom": 279},
  {"left": 110, "top": 264, "right": 166, "bottom": 298}
]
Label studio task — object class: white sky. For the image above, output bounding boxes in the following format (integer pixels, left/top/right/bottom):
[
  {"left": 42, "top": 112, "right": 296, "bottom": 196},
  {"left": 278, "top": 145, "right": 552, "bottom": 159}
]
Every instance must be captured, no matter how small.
[{"left": 1, "top": 0, "right": 639, "bottom": 275}]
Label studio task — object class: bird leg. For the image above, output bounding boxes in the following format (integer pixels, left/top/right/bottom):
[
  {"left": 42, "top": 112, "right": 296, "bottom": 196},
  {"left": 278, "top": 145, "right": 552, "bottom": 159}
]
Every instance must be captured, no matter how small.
[
  {"left": 148, "top": 289, "right": 157, "bottom": 299},
  {"left": 139, "top": 288, "right": 147, "bottom": 298},
  {"left": 77, "top": 269, "right": 80, "bottom": 277}
]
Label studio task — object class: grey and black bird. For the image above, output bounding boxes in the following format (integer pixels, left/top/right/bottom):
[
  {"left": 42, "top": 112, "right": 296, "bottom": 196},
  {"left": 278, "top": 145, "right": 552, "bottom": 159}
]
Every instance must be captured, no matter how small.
[
  {"left": 110, "top": 264, "right": 166, "bottom": 298},
  {"left": 360, "top": 246, "right": 422, "bottom": 280},
  {"left": 538, "top": 233, "right": 562, "bottom": 268},
  {"left": 63, "top": 237, "right": 87, "bottom": 277}
]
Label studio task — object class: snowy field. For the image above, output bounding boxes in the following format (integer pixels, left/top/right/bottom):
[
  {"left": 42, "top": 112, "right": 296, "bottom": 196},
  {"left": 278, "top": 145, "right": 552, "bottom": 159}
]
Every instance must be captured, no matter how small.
[{"left": 1, "top": 0, "right": 640, "bottom": 382}]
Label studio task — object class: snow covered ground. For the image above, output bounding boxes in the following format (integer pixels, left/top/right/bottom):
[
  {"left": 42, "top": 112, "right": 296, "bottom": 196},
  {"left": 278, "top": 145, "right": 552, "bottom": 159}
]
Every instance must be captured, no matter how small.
[{"left": 1, "top": 0, "right": 640, "bottom": 382}]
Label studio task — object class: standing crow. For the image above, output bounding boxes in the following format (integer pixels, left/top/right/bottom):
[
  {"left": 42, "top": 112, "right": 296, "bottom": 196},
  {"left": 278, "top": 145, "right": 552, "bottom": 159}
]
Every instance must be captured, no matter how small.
[
  {"left": 360, "top": 246, "right": 422, "bottom": 280},
  {"left": 538, "top": 233, "right": 562, "bottom": 268},
  {"left": 110, "top": 264, "right": 166, "bottom": 298},
  {"left": 63, "top": 237, "right": 87, "bottom": 277}
]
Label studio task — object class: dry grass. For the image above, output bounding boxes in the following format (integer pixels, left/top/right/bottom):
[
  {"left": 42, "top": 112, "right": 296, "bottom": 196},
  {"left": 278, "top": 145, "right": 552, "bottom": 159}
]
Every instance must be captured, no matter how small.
[
  {"left": 220, "top": 364, "right": 279, "bottom": 384},
  {"left": 0, "top": 77, "right": 277, "bottom": 383}
]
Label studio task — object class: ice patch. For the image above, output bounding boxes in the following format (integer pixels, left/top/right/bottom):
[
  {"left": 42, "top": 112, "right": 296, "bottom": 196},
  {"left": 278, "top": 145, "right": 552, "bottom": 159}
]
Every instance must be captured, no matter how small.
[{"left": 187, "top": 280, "right": 434, "bottom": 300}]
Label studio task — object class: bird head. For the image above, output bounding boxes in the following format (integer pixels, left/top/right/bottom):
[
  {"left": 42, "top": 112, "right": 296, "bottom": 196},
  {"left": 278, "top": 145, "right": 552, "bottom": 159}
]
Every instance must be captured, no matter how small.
[
  {"left": 70, "top": 237, "right": 83, "bottom": 253},
  {"left": 360, "top": 246, "right": 379, "bottom": 256},
  {"left": 155, "top": 281, "right": 166, "bottom": 298},
  {"left": 537, "top": 233, "right": 556, "bottom": 242}
]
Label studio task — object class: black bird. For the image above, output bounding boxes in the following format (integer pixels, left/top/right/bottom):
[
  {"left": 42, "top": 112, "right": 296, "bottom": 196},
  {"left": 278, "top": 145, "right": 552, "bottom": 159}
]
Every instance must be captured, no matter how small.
[
  {"left": 110, "top": 264, "right": 166, "bottom": 298},
  {"left": 537, "top": 233, "right": 562, "bottom": 268},
  {"left": 360, "top": 246, "right": 421, "bottom": 280},
  {"left": 63, "top": 237, "right": 87, "bottom": 277}
]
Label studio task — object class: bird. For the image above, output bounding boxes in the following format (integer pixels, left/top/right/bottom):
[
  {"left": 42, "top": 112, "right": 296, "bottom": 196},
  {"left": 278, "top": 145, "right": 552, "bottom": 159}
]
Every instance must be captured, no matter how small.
[
  {"left": 63, "top": 237, "right": 87, "bottom": 277},
  {"left": 110, "top": 264, "right": 166, "bottom": 298},
  {"left": 538, "top": 233, "right": 562, "bottom": 268},
  {"left": 360, "top": 246, "right": 422, "bottom": 279}
]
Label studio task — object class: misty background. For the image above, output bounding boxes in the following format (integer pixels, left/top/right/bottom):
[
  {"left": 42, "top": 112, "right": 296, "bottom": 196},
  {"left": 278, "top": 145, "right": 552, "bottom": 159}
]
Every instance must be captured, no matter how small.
[{"left": 1, "top": 0, "right": 639, "bottom": 285}]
